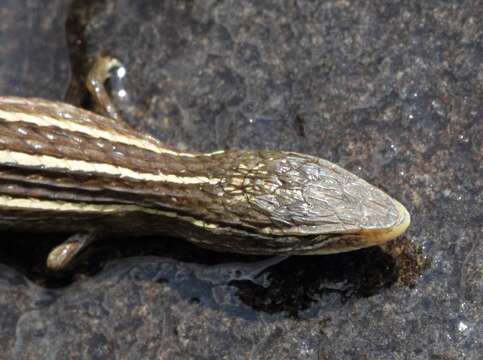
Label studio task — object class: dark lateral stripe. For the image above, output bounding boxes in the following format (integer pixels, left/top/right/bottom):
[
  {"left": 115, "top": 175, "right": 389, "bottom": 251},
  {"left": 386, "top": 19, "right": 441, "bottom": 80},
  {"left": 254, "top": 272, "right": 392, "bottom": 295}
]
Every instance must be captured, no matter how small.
[
  {"left": 0, "top": 167, "right": 201, "bottom": 213},
  {"left": 0, "top": 171, "right": 268, "bottom": 235}
]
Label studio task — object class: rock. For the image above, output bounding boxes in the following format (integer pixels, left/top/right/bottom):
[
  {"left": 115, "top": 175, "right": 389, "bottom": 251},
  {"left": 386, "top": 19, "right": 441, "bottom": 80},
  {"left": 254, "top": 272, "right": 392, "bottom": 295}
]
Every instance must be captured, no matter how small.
[{"left": 0, "top": 1, "right": 481, "bottom": 359}]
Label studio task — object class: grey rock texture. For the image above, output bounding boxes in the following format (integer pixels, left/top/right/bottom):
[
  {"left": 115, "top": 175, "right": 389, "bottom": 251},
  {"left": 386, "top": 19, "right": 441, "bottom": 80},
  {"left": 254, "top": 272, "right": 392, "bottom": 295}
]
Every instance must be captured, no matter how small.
[
  {"left": 0, "top": 0, "right": 481, "bottom": 359},
  {"left": 0, "top": 0, "right": 71, "bottom": 99}
]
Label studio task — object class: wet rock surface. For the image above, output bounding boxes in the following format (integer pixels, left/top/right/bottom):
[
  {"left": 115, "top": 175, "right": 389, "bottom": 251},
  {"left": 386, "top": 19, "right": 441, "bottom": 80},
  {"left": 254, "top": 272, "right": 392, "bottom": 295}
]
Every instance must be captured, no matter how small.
[{"left": 0, "top": 1, "right": 481, "bottom": 359}]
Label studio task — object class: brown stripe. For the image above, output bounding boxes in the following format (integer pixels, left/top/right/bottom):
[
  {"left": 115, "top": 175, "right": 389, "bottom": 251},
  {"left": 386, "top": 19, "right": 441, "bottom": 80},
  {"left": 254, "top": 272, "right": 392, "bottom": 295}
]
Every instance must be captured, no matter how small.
[
  {"left": 0, "top": 97, "right": 149, "bottom": 144},
  {"left": 0, "top": 96, "right": 212, "bottom": 157},
  {"left": 0, "top": 178, "right": 132, "bottom": 205},
  {"left": 0, "top": 119, "right": 199, "bottom": 176}
]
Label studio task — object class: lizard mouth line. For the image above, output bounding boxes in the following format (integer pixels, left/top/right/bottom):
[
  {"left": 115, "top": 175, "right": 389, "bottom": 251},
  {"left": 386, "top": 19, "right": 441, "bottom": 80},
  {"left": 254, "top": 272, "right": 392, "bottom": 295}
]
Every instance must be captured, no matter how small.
[{"left": 306, "top": 200, "right": 411, "bottom": 255}]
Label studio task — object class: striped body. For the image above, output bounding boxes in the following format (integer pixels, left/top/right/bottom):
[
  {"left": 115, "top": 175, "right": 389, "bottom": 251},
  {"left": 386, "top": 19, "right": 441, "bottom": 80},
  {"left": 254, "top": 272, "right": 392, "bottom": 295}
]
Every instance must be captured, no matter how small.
[{"left": 0, "top": 96, "right": 410, "bottom": 255}]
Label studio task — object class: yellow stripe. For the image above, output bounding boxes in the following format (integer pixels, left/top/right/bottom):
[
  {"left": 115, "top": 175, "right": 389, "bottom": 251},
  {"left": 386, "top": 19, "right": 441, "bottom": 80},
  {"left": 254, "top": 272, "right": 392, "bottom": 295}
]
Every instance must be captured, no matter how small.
[
  {"left": 0, "top": 149, "right": 219, "bottom": 185},
  {"left": 0, "top": 99, "right": 225, "bottom": 158},
  {"left": 0, "top": 194, "right": 142, "bottom": 213},
  {"left": 0, "top": 108, "right": 184, "bottom": 156},
  {"left": 0, "top": 194, "right": 219, "bottom": 230}
]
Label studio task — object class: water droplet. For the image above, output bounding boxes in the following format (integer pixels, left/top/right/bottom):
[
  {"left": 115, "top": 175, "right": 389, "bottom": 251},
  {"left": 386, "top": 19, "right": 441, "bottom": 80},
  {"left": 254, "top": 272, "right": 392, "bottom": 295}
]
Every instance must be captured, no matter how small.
[
  {"left": 116, "top": 66, "right": 126, "bottom": 78},
  {"left": 458, "top": 321, "right": 468, "bottom": 332},
  {"left": 458, "top": 134, "right": 469, "bottom": 143},
  {"left": 118, "top": 89, "right": 127, "bottom": 98}
]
